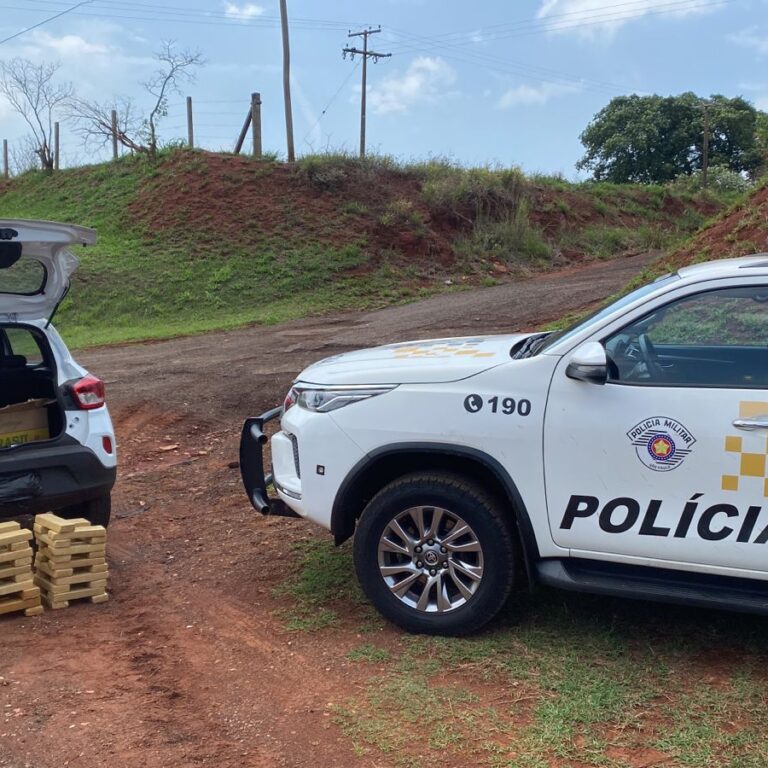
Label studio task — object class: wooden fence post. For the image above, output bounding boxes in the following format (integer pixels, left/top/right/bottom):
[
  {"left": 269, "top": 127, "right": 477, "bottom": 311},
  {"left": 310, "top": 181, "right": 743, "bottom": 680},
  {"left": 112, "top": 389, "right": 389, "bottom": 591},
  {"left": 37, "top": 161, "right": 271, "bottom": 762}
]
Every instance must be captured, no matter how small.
[
  {"left": 187, "top": 96, "right": 194, "bottom": 148},
  {"left": 2, "top": 140, "right": 8, "bottom": 179},
  {"left": 111, "top": 110, "right": 118, "bottom": 160},
  {"left": 54, "top": 122, "right": 60, "bottom": 171},
  {"left": 251, "top": 92, "right": 262, "bottom": 158},
  {"left": 234, "top": 112, "right": 250, "bottom": 154}
]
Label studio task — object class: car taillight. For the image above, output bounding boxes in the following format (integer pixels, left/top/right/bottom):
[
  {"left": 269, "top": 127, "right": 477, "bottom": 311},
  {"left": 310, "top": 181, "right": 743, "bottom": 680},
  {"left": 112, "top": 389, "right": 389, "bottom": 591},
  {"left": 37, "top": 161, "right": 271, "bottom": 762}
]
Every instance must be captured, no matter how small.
[{"left": 72, "top": 375, "right": 106, "bottom": 410}]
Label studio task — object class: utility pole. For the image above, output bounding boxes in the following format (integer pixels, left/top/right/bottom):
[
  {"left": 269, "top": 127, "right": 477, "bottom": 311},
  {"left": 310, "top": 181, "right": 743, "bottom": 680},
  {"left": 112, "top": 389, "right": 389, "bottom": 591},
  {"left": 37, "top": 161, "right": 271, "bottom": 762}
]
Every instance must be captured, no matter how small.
[
  {"left": 186, "top": 96, "right": 194, "bottom": 148},
  {"left": 279, "top": 0, "right": 295, "bottom": 162},
  {"left": 343, "top": 27, "right": 391, "bottom": 157},
  {"left": 701, "top": 101, "right": 711, "bottom": 189}
]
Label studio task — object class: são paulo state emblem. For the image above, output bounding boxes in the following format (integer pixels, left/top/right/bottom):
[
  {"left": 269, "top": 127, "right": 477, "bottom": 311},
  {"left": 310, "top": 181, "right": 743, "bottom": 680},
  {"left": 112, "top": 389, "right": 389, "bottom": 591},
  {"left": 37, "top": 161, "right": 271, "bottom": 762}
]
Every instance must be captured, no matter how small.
[{"left": 626, "top": 416, "right": 696, "bottom": 472}]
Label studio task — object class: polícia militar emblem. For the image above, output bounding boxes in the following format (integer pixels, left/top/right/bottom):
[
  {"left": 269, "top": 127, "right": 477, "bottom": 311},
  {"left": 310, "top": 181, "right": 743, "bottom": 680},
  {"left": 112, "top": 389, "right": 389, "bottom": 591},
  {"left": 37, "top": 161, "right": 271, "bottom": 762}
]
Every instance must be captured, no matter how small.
[{"left": 626, "top": 417, "right": 696, "bottom": 472}]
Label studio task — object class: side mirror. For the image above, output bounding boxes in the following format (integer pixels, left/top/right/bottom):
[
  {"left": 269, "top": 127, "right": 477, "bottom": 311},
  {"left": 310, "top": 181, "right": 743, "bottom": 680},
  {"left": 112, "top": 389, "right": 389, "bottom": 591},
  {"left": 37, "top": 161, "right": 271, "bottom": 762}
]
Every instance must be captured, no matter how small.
[{"left": 566, "top": 342, "right": 608, "bottom": 385}]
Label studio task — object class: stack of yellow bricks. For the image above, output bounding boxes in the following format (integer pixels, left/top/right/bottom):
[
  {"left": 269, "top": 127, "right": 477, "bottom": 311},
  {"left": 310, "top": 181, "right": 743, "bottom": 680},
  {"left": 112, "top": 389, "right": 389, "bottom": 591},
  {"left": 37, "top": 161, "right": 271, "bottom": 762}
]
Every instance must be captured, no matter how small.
[
  {"left": 0, "top": 521, "right": 43, "bottom": 617},
  {"left": 33, "top": 513, "right": 109, "bottom": 610}
]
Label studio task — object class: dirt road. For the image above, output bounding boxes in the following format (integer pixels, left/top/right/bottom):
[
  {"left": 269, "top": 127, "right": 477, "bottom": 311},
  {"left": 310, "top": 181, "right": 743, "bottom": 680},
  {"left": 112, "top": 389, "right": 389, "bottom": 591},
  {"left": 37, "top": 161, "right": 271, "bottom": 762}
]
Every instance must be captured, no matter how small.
[{"left": 1, "top": 253, "right": 658, "bottom": 768}]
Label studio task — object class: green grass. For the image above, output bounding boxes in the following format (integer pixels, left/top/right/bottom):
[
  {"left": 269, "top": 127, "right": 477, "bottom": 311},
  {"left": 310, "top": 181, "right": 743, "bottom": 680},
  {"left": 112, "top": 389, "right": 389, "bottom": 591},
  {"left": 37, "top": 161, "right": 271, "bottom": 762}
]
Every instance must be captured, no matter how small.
[
  {"left": 347, "top": 643, "right": 391, "bottom": 663},
  {"left": 278, "top": 537, "right": 768, "bottom": 767},
  {"left": 455, "top": 202, "right": 553, "bottom": 269},
  {"left": 272, "top": 539, "right": 369, "bottom": 631}
]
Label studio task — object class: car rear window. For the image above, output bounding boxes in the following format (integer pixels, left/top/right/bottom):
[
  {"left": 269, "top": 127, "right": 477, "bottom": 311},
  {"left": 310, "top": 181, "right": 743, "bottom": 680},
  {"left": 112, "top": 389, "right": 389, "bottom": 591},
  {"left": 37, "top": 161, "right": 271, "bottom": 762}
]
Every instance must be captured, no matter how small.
[
  {"left": 4, "top": 328, "right": 44, "bottom": 365},
  {"left": 0, "top": 258, "right": 47, "bottom": 295}
]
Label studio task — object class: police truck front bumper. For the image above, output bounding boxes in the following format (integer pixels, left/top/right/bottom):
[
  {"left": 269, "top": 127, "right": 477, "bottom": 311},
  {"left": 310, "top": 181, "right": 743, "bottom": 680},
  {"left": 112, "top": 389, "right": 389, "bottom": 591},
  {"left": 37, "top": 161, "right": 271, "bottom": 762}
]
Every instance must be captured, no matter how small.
[{"left": 239, "top": 407, "right": 301, "bottom": 519}]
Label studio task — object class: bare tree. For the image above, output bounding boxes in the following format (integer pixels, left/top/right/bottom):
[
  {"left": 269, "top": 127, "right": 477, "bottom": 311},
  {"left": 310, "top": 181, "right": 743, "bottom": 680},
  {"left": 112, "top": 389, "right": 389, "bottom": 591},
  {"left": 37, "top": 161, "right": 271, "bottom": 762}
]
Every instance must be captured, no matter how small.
[
  {"left": 143, "top": 41, "right": 203, "bottom": 155},
  {"left": 68, "top": 41, "right": 202, "bottom": 157},
  {"left": 67, "top": 95, "right": 146, "bottom": 154},
  {"left": 8, "top": 137, "right": 40, "bottom": 176},
  {"left": 0, "top": 58, "right": 72, "bottom": 171}
]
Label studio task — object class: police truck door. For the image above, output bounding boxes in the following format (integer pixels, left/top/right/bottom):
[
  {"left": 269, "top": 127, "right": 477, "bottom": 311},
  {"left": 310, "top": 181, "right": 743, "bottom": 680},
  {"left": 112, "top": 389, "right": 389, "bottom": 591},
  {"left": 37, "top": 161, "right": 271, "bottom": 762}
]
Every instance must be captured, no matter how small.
[{"left": 544, "top": 281, "right": 768, "bottom": 578}]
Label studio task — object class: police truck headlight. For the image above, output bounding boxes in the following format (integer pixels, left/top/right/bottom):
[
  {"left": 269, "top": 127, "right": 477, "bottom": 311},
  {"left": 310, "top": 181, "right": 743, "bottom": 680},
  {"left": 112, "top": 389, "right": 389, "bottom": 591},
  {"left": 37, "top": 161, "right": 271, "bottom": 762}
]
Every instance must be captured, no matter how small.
[{"left": 287, "top": 385, "right": 396, "bottom": 413}]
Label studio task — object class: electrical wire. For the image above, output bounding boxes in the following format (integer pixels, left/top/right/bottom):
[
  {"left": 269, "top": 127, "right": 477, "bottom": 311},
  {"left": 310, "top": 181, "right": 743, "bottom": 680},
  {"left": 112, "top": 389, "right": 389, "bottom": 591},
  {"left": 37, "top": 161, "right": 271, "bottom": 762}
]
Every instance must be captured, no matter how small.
[
  {"left": 378, "top": 0, "right": 736, "bottom": 96},
  {"left": 382, "top": 29, "right": 630, "bottom": 95},
  {"left": 385, "top": 0, "right": 736, "bottom": 50},
  {"left": 302, "top": 60, "right": 361, "bottom": 146},
  {"left": 0, "top": 0, "right": 360, "bottom": 31},
  {"left": 0, "top": 0, "right": 92, "bottom": 45}
]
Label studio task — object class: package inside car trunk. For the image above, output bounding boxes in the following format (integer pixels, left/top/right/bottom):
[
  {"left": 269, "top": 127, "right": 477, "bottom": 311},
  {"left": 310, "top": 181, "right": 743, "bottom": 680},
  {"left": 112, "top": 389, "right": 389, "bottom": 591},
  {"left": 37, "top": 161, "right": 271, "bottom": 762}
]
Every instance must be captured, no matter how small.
[{"left": 0, "top": 399, "right": 52, "bottom": 449}]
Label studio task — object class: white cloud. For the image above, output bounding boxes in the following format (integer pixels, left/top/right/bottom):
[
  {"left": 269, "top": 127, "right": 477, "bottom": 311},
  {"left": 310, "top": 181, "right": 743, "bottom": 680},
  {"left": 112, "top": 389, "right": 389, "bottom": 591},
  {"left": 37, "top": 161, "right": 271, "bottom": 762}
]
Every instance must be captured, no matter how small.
[
  {"left": 497, "top": 82, "right": 581, "bottom": 108},
  {"left": 223, "top": 2, "right": 265, "bottom": 21},
  {"left": 728, "top": 26, "right": 768, "bottom": 56},
  {"left": 368, "top": 56, "right": 457, "bottom": 115},
  {"left": 20, "top": 30, "right": 111, "bottom": 57},
  {"left": 537, "top": 0, "right": 717, "bottom": 38},
  {"left": 756, "top": 95, "right": 768, "bottom": 111}
]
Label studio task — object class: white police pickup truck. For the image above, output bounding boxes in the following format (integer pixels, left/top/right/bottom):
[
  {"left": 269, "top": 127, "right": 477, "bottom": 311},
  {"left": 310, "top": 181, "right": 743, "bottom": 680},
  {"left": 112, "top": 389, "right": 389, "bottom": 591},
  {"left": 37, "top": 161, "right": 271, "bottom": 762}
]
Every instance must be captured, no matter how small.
[{"left": 241, "top": 255, "right": 768, "bottom": 634}]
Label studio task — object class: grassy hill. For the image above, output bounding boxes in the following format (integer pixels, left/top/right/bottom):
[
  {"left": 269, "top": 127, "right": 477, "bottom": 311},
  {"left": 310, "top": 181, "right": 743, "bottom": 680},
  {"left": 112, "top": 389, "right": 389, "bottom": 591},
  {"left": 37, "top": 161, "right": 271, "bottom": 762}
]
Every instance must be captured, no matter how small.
[
  {"left": 657, "top": 180, "right": 768, "bottom": 271},
  {"left": 0, "top": 149, "right": 730, "bottom": 348},
  {"left": 615, "top": 179, "right": 768, "bottom": 296}
]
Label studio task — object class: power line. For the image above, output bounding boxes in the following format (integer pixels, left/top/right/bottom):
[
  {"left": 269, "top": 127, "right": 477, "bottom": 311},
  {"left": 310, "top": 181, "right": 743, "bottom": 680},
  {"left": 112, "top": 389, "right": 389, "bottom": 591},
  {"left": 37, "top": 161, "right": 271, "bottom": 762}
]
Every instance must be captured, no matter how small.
[
  {"left": 383, "top": 29, "right": 629, "bottom": 96},
  {"left": 431, "top": 0, "right": 726, "bottom": 41},
  {"left": 378, "top": 0, "right": 733, "bottom": 99},
  {"left": 97, "top": 0, "right": 361, "bottom": 27},
  {"left": 379, "top": 0, "right": 736, "bottom": 96},
  {"left": 385, "top": 0, "right": 735, "bottom": 50},
  {"left": 0, "top": 0, "right": 360, "bottom": 31},
  {"left": 0, "top": 0, "right": 92, "bottom": 45},
  {"left": 302, "top": 60, "right": 361, "bottom": 146}
]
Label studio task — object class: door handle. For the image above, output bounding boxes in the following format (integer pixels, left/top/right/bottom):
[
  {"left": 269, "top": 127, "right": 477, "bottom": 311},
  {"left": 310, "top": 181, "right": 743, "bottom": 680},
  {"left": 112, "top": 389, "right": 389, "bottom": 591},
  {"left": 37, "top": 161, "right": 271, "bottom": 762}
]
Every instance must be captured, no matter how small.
[{"left": 733, "top": 415, "right": 768, "bottom": 431}]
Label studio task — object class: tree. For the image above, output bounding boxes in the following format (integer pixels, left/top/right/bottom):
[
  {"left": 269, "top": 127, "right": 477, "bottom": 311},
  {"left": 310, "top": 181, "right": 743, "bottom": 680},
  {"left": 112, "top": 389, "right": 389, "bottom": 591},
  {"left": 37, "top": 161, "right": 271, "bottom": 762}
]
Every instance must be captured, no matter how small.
[
  {"left": 67, "top": 95, "right": 148, "bottom": 155},
  {"left": 0, "top": 58, "right": 72, "bottom": 171},
  {"left": 8, "top": 137, "right": 41, "bottom": 176},
  {"left": 577, "top": 93, "right": 763, "bottom": 183},
  {"left": 142, "top": 41, "right": 203, "bottom": 155},
  {"left": 69, "top": 41, "right": 202, "bottom": 157},
  {"left": 705, "top": 96, "right": 764, "bottom": 177},
  {"left": 756, "top": 111, "right": 768, "bottom": 166}
]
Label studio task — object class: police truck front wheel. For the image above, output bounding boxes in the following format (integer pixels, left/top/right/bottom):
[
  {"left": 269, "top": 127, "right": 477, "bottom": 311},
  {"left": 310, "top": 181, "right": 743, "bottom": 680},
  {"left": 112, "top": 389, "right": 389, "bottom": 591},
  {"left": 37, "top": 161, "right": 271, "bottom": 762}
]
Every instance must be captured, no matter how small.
[{"left": 353, "top": 472, "right": 516, "bottom": 635}]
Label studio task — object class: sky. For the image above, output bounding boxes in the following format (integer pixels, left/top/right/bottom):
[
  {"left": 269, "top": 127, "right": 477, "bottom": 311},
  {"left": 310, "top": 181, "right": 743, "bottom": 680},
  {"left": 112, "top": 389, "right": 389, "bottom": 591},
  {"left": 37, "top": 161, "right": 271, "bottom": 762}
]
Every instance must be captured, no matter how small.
[{"left": 0, "top": 0, "right": 766, "bottom": 177}]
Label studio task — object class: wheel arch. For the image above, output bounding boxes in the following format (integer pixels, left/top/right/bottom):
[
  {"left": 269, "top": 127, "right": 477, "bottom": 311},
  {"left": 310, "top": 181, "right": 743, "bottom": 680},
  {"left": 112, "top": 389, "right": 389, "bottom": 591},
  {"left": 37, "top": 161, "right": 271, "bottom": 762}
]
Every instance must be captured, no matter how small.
[{"left": 330, "top": 443, "right": 540, "bottom": 577}]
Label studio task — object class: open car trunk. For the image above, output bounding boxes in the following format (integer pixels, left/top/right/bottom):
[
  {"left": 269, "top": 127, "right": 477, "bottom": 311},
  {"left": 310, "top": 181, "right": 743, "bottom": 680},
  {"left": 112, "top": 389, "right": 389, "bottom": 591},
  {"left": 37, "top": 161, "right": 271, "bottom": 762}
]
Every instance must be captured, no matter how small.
[
  {"left": 0, "top": 220, "right": 94, "bottom": 324},
  {"left": 0, "top": 324, "right": 64, "bottom": 449}
]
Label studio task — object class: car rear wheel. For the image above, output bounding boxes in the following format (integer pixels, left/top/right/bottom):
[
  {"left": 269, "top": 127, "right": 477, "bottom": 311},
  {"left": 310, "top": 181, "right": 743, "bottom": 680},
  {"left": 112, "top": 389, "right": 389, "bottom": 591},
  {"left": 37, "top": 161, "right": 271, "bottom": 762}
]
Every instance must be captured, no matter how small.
[
  {"left": 58, "top": 493, "right": 112, "bottom": 528},
  {"left": 353, "top": 472, "right": 516, "bottom": 635}
]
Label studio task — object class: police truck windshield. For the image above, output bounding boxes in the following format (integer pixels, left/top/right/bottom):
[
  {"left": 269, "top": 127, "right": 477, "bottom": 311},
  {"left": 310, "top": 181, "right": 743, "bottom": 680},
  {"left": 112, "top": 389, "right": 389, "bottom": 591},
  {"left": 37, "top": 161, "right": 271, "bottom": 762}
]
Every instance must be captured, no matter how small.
[{"left": 537, "top": 273, "right": 680, "bottom": 353}]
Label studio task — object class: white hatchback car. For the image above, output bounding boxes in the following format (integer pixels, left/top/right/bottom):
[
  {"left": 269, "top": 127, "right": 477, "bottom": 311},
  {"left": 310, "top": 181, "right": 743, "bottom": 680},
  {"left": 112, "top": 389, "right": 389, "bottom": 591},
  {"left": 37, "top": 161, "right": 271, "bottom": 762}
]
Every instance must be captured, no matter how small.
[
  {"left": 0, "top": 220, "right": 116, "bottom": 526},
  {"left": 242, "top": 254, "right": 768, "bottom": 634}
]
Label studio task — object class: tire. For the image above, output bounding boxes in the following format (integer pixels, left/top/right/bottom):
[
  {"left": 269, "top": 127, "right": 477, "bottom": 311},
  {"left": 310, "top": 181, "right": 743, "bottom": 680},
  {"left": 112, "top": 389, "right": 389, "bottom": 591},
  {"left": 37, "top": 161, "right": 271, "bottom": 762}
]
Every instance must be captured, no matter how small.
[
  {"left": 58, "top": 493, "right": 112, "bottom": 528},
  {"left": 353, "top": 472, "right": 516, "bottom": 635}
]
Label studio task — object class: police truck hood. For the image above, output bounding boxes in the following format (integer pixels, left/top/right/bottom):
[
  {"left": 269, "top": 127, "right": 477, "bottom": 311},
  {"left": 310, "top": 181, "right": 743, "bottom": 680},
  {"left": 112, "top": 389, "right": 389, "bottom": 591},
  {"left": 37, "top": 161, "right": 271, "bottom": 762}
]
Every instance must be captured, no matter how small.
[{"left": 299, "top": 334, "right": 529, "bottom": 385}]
